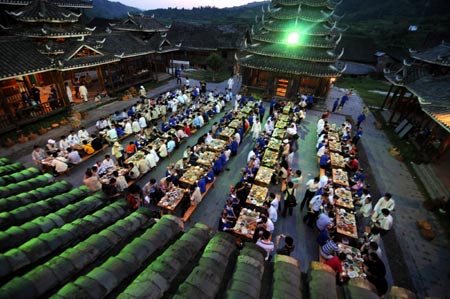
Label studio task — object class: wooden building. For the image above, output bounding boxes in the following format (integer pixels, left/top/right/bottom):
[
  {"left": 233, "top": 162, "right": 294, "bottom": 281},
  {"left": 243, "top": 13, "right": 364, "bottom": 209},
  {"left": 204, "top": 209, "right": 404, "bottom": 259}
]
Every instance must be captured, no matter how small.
[
  {"left": 0, "top": 0, "right": 178, "bottom": 133},
  {"left": 238, "top": 0, "right": 346, "bottom": 99},
  {"left": 382, "top": 41, "right": 450, "bottom": 160}
]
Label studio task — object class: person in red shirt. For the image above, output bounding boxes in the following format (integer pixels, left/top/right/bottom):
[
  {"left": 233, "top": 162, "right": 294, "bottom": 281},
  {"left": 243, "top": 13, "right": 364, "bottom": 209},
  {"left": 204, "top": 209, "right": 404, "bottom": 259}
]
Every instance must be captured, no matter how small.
[
  {"left": 184, "top": 123, "right": 191, "bottom": 136},
  {"left": 325, "top": 252, "right": 346, "bottom": 284},
  {"left": 345, "top": 156, "right": 359, "bottom": 173},
  {"left": 125, "top": 141, "right": 137, "bottom": 158}
]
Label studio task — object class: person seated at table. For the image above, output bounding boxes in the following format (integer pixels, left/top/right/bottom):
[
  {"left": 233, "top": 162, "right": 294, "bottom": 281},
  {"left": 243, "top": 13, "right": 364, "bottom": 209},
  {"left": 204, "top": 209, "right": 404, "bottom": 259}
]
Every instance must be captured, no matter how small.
[
  {"left": 158, "top": 140, "right": 168, "bottom": 158},
  {"left": 345, "top": 155, "right": 359, "bottom": 173},
  {"left": 212, "top": 156, "right": 223, "bottom": 175},
  {"left": 189, "top": 183, "right": 202, "bottom": 206},
  {"left": 112, "top": 170, "right": 128, "bottom": 192},
  {"left": 325, "top": 252, "right": 346, "bottom": 285},
  {"left": 316, "top": 208, "right": 335, "bottom": 231},
  {"left": 90, "top": 134, "right": 104, "bottom": 151},
  {"left": 167, "top": 139, "right": 176, "bottom": 155},
  {"left": 350, "top": 168, "right": 365, "bottom": 185},
  {"left": 46, "top": 139, "right": 59, "bottom": 155},
  {"left": 67, "top": 148, "right": 81, "bottom": 165},
  {"left": 126, "top": 162, "right": 140, "bottom": 180},
  {"left": 137, "top": 156, "right": 150, "bottom": 175},
  {"left": 125, "top": 141, "right": 137, "bottom": 158},
  {"left": 319, "top": 150, "right": 331, "bottom": 172},
  {"left": 101, "top": 154, "right": 115, "bottom": 171},
  {"left": 320, "top": 234, "right": 339, "bottom": 260},
  {"left": 197, "top": 175, "right": 207, "bottom": 194},
  {"left": 78, "top": 127, "right": 90, "bottom": 143},
  {"left": 104, "top": 125, "right": 118, "bottom": 145},
  {"left": 175, "top": 157, "right": 189, "bottom": 172},
  {"left": 202, "top": 111, "right": 209, "bottom": 123},
  {"left": 304, "top": 192, "right": 328, "bottom": 228},
  {"left": 223, "top": 199, "right": 237, "bottom": 222},
  {"left": 135, "top": 134, "right": 147, "bottom": 149},
  {"left": 102, "top": 178, "right": 120, "bottom": 198},
  {"left": 371, "top": 193, "right": 395, "bottom": 221},
  {"left": 50, "top": 152, "right": 69, "bottom": 176},
  {"left": 126, "top": 184, "right": 144, "bottom": 210},
  {"left": 83, "top": 168, "right": 102, "bottom": 192},
  {"left": 218, "top": 211, "right": 233, "bottom": 232},
  {"left": 206, "top": 165, "right": 215, "bottom": 183},
  {"left": 67, "top": 130, "right": 80, "bottom": 147}
]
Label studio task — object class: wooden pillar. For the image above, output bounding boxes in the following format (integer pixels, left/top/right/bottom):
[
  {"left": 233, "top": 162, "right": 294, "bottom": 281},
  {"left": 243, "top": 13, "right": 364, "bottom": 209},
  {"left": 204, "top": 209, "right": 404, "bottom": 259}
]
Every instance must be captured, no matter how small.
[
  {"left": 96, "top": 65, "right": 105, "bottom": 92},
  {"left": 380, "top": 84, "right": 394, "bottom": 109},
  {"left": 0, "top": 88, "right": 14, "bottom": 125},
  {"left": 107, "top": 63, "right": 115, "bottom": 94},
  {"left": 388, "top": 87, "right": 399, "bottom": 109},
  {"left": 51, "top": 70, "right": 70, "bottom": 109},
  {"left": 388, "top": 88, "right": 406, "bottom": 123}
]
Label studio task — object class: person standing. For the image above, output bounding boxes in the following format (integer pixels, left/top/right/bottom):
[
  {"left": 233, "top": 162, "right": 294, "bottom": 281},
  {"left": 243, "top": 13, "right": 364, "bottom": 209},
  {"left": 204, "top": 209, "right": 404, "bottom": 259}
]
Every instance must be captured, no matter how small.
[
  {"left": 185, "top": 77, "right": 190, "bottom": 90},
  {"left": 65, "top": 82, "right": 73, "bottom": 104},
  {"left": 31, "top": 84, "right": 41, "bottom": 104},
  {"left": 228, "top": 77, "right": 234, "bottom": 91},
  {"left": 356, "top": 113, "right": 366, "bottom": 128},
  {"left": 251, "top": 119, "right": 262, "bottom": 141},
  {"left": 79, "top": 83, "right": 88, "bottom": 102},
  {"left": 338, "top": 93, "right": 349, "bottom": 110},
  {"left": 256, "top": 230, "right": 275, "bottom": 261},
  {"left": 332, "top": 98, "right": 339, "bottom": 112},
  {"left": 300, "top": 176, "right": 320, "bottom": 210},
  {"left": 139, "top": 86, "right": 146, "bottom": 100}
]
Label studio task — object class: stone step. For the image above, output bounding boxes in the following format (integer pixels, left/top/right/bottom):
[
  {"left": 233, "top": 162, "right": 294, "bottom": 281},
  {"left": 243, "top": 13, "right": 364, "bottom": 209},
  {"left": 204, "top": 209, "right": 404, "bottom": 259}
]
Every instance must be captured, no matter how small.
[
  {"left": 423, "top": 163, "right": 450, "bottom": 198},
  {"left": 411, "top": 162, "right": 448, "bottom": 200}
]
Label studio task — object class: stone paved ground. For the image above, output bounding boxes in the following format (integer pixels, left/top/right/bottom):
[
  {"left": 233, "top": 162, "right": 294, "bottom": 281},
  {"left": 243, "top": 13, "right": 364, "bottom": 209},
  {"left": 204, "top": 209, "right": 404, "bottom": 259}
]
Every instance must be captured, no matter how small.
[
  {"left": 1, "top": 75, "right": 449, "bottom": 297},
  {"left": 329, "top": 85, "right": 450, "bottom": 298}
]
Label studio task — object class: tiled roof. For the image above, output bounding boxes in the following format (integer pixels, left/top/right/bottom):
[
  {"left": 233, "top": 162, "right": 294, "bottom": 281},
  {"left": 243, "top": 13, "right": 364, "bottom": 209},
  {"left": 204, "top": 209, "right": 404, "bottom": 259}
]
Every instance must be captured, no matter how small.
[
  {"left": 11, "top": 23, "right": 92, "bottom": 38},
  {"left": 410, "top": 41, "right": 450, "bottom": 66},
  {"left": 240, "top": 53, "right": 343, "bottom": 77},
  {"left": 0, "top": 37, "right": 53, "bottom": 80},
  {"left": 6, "top": 0, "right": 81, "bottom": 23},
  {"left": 268, "top": 5, "right": 333, "bottom": 22},
  {"left": 0, "top": 0, "right": 93, "bottom": 8},
  {"left": 259, "top": 19, "right": 336, "bottom": 35},
  {"left": 336, "top": 35, "right": 377, "bottom": 64},
  {"left": 111, "top": 13, "right": 169, "bottom": 33},
  {"left": 247, "top": 42, "right": 338, "bottom": 62},
  {"left": 167, "top": 22, "right": 247, "bottom": 50},
  {"left": 385, "top": 69, "right": 450, "bottom": 131},
  {"left": 252, "top": 30, "right": 340, "bottom": 48}
]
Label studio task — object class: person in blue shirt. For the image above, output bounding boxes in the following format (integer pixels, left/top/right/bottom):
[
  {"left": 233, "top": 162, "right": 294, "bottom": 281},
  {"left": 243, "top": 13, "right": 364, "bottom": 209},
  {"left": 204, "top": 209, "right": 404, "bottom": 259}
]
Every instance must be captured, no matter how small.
[
  {"left": 258, "top": 105, "right": 266, "bottom": 122},
  {"left": 168, "top": 117, "right": 177, "bottom": 127},
  {"left": 332, "top": 98, "right": 339, "bottom": 112},
  {"left": 116, "top": 125, "right": 125, "bottom": 138},
  {"left": 230, "top": 137, "right": 239, "bottom": 156},
  {"left": 356, "top": 113, "right": 366, "bottom": 128},
  {"left": 213, "top": 158, "right": 223, "bottom": 175},
  {"left": 220, "top": 151, "right": 227, "bottom": 166},
  {"left": 167, "top": 139, "right": 176, "bottom": 154},
  {"left": 307, "top": 94, "right": 314, "bottom": 108},
  {"left": 269, "top": 98, "right": 276, "bottom": 115},
  {"left": 202, "top": 111, "right": 209, "bottom": 123},
  {"left": 206, "top": 167, "right": 215, "bottom": 183},
  {"left": 192, "top": 88, "right": 199, "bottom": 97},
  {"left": 161, "top": 122, "right": 171, "bottom": 132},
  {"left": 192, "top": 116, "right": 201, "bottom": 129},
  {"left": 238, "top": 126, "right": 244, "bottom": 140},
  {"left": 226, "top": 111, "right": 233, "bottom": 122},
  {"left": 198, "top": 175, "right": 207, "bottom": 194},
  {"left": 339, "top": 94, "right": 349, "bottom": 109},
  {"left": 127, "top": 107, "right": 135, "bottom": 118},
  {"left": 248, "top": 115, "right": 253, "bottom": 127},
  {"left": 320, "top": 152, "right": 331, "bottom": 171}
]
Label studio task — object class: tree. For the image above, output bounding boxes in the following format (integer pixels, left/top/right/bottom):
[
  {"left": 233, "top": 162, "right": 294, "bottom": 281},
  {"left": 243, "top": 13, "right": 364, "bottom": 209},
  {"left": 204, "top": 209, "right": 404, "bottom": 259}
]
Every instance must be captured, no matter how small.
[{"left": 206, "top": 53, "right": 224, "bottom": 81}]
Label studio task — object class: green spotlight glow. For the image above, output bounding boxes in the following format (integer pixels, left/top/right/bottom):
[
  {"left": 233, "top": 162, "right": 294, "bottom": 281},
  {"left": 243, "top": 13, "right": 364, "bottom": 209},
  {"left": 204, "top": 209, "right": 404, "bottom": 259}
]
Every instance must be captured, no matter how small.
[{"left": 287, "top": 32, "right": 300, "bottom": 44}]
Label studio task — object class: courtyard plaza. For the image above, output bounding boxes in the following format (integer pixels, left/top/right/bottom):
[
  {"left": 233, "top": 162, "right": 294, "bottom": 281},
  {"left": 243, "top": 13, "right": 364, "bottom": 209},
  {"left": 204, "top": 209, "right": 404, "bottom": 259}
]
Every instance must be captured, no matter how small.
[{"left": 1, "top": 76, "right": 449, "bottom": 298}]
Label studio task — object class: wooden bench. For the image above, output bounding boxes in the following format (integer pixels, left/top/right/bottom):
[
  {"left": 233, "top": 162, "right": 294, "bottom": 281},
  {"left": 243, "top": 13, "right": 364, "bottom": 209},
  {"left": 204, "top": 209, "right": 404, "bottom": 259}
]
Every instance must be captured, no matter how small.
[
  {"left": 182, "top": 178, "right": 216, "bottom": 222},
  {"left": 80, "top": 144, "right": 108, "bottom": 163},
  {"left": 181, "top": 205, "right": 197, "bottom": 222}
]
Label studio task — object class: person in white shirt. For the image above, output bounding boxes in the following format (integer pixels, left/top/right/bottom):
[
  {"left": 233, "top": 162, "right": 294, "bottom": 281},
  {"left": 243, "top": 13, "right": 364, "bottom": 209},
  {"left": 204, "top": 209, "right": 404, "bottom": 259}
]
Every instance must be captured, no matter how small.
[
  {"left": 67, "top": 130, "right": 80, "bottom": 146},
  {"left": 79, "top": 83, "right": 88, "bottom": 102},
  {"left": 247, "top": 148, "right": 256, "bottom": 162},
  {"left": 234, "top": 132, "right": 241, "bottom": 145},
  {"left": 374, "top": 209, "right": 393, "bottom": 235},
  {"left": 372, "top": 193, "right": 395, "bottom": 221},
  {"left": 205, "top": 132, "right": 213, "bottom": 144},
  {"left": 266, "top": 201, "right": 278, "bottom": 223},
  {"left": 59, "top": 136, "right": 70, "bottom": 153},
  {"left": 101, "top": 155, "right": 115, "bottom": 171},
  {"left": 256, "top": 230, "right": 274, "bottom": 261},
  {"left": 139, "top": 86, "right": 146, "bottom": 99},
  {"left": 251, "top": 119, "right": 262, "bottom": 140},
  {"left": 131, "top": 118, "right": 141, "bottom": 134},
  {"left": 51, "top": 153, "right": 68, "bottom": 174},
  {"left": 158, "top": 140, "right": 168, "bottom": 158},
  {"left": 67, "top": 148, "right": 81, "bottom": 165},
  {"left": 106, "top": 125, "right": 118, "bottom": 144},
  {"left": 138, "top": 114, "right": 147, "bottom": 129},
  {"left": 78, "top": 127, "right": 90, "bottom": 143},
  {"left": 317, "top": 115, "right": 326, "bottom": 135},
  {"left": 96, "top": 118, "right": 108, "bottom": 130},
  {"left": 318, "top": 174, "right": 329, "bottom": 189},
  {"left": 124, "top": 119, "right": 133, "bottom": 135},
  {"left": 317, "top": 145, "right": 327, "bottom": 158},
  {"left": 228, "top": 77, "right": 234, "bottom": 90}
]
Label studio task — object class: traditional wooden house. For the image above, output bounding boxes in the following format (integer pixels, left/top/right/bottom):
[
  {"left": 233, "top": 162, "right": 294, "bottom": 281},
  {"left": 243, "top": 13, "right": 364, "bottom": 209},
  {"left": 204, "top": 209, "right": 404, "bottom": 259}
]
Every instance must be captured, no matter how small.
[
  {"left": 238, "top": 0, "right": 346, "bottom": 99},
  {"left": 382, "top": 41, "right": 450, "bottom": 164},
  {"left": 166, "top": 22, "right": 249, "bottom": 71},
  {"left": 0, "top": 1, "right": 178, "bottom": 133}
]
